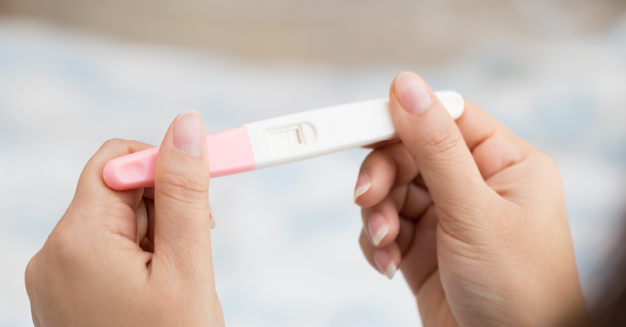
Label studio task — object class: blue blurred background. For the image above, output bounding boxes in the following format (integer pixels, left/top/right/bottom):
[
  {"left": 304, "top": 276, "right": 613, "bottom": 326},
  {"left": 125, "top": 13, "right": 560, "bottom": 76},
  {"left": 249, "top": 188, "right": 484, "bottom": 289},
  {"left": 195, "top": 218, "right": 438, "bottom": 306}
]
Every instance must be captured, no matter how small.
[{"left": 1, "top": 0, "right": 626, "bottom": 326}]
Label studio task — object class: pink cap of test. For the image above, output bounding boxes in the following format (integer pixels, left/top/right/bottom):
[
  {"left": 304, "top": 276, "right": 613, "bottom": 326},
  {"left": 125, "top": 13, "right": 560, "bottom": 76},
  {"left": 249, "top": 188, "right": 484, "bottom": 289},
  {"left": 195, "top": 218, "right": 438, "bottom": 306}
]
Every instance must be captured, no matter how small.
[{"left": 103, "top": 126, "right": 256, "bottom": 191}]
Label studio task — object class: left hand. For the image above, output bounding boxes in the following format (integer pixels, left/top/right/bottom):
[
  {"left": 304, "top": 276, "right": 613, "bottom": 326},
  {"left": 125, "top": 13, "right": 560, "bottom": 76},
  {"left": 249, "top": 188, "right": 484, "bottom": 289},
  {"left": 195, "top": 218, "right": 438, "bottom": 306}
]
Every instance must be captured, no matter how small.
[{"left": 25, "top": 110, "right": 224, "bottom": 327}]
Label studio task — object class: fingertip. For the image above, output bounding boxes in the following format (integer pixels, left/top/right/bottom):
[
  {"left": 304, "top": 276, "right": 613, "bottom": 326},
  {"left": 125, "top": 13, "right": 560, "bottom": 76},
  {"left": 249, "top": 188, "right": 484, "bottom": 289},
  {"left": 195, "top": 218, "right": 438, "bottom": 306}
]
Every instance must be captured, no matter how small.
[
  {"left": 358, "top": 229, "right": 401, "bottom": 279},
  {"left": 172, "top": 110, "right": 206, "bottom": 158},
  {"left": 354, "top": 151, "right": 396, "bottom": 208},
  {"left": 373, "top": 245, "right": 401, "bottom": 280},
  {"left": 155, "top": 109, "right": 210, "bottom": 190},
  {"left": 362, "top": 195, "right": 401, "bottom": 248},
  {"left": 209, "top": 206, "right": 215, "bottom": 230},
  {"left": 354, "top": 171, "right": 371, "bottom": 203},
  {"left": 367, "top": 212, "right": 389, "bottom": 246},
  {"left": 393, "top": 72, "right": 434, "bottom": 116}
]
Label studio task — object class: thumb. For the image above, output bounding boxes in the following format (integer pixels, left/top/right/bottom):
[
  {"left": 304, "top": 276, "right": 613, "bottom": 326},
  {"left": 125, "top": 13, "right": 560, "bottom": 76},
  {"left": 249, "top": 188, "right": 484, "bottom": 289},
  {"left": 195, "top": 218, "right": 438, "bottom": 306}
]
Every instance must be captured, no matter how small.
[
  {"left": 152, "top": 109, "right": 213, "bottom": 275},
  {"left": 389, "top": 72, "right": 491, "bottom": 223}
]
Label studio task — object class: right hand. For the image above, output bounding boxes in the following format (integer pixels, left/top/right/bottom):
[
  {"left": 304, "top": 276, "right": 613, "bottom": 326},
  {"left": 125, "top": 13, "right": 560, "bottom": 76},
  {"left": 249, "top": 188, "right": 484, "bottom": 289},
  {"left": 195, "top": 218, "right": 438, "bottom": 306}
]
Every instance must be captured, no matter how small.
[{"left": 354, "top": 72, "right": 589, "bottom": 326}]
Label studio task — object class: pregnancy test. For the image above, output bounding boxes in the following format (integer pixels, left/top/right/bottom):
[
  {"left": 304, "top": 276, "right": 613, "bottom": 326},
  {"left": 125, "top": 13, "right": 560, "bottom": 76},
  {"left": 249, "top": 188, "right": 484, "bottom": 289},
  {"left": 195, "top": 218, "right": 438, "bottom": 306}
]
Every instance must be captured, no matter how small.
[{"left": 103, "top": 91, "right": 464, "bottom": 190}]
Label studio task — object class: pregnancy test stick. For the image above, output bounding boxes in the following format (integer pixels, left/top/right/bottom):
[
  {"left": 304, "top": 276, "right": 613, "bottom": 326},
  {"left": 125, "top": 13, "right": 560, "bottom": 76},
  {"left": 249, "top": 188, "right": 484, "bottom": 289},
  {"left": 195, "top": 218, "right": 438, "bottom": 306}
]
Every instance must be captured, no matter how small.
[{"left": 103, "top": 91, "right": 464, "bottom": 191}]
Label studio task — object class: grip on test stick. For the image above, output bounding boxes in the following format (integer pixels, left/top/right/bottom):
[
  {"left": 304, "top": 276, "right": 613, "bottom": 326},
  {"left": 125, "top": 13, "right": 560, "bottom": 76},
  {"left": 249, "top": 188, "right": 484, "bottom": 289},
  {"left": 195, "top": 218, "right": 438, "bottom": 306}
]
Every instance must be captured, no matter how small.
[{"left": 103, "top": 126, "right": 255, "bottom": 191}]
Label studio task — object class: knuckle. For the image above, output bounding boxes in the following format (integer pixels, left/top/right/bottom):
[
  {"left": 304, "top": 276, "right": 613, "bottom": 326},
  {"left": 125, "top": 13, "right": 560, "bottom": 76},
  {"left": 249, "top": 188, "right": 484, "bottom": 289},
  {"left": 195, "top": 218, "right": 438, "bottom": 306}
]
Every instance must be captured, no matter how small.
[
  {"left": 419, "top": 123, "right": 465, "bottom": 160},
  {"left": 530, "top": 146, "right": 559, "bottom": 170},
  {"left": 535, "top": 151, "right": 562, "bottom": 180},
  {"left": 158, "top": 171, "right": 209, "bottom": 204},
  {"left": 541, "top": 151, "right": 559, "bottom": 168},
  {"left": 47, "top": 228, "right": 79, "bottom": 261},
  {"left": 102, "top": 138, "right": 127, "bottom": 149}
]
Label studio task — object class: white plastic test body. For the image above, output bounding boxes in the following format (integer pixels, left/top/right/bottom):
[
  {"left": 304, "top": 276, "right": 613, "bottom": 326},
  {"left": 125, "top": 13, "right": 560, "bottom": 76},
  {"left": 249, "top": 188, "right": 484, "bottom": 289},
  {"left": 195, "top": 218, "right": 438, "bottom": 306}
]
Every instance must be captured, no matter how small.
[
  {"left": 245, "top": 91, "right": 464, "bottom": 169},
  {"left": 103, "top": 91, "right": 465, "bottom": 190}
]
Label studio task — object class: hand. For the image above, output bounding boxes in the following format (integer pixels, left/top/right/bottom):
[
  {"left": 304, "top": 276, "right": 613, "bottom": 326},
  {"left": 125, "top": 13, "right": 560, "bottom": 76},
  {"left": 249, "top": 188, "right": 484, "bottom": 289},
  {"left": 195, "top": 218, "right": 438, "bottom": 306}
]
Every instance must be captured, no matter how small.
[
  {"left": 25, "top": 110, "right": 223, "bottom": 327},
  {"left": 354, "top": 72, "right": 589, "bottom": 326}
]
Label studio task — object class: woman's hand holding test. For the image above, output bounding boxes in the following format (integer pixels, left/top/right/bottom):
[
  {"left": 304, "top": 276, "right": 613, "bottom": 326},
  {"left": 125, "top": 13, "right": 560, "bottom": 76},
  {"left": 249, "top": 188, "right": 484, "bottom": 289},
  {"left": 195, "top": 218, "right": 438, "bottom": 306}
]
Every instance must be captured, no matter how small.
[
  {"left": 25, "top": 111, "right": 224, "bottom": 327},
  {"left": 354, "top": 72, "right": 589, "bottom": 327}
]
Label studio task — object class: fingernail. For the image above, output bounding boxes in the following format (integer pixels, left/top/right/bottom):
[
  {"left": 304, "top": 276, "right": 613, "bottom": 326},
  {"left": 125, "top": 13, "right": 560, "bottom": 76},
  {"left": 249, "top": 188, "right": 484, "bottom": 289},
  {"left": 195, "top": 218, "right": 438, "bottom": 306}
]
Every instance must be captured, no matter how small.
[
  {"left": 373, "top": 250, "right": 397, "bottom": 280},
  {"left": 174, "top": 109, "right": 205, "bottom": 157},
  {"left": 395, "top": 72, "right": 433, "bottom": 115},
  {"left": 368, "top": 213, "right": 389, "bottom": 246},
  {"left": 209, "top": 206, "right": 215, "bottom": 229},
  {"left": 354, "top": 172, "right": 371, "bottom": 202}
]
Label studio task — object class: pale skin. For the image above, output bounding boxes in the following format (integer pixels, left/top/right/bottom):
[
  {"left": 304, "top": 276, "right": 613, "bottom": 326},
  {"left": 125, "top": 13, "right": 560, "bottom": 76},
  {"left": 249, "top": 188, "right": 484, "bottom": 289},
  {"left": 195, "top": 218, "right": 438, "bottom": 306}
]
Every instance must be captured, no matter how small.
[
  {"left": 25, "top": 72, "right": 588, "bottom": 327},
  {"left": 25, "top": 110, "right": 224, "bottom": 327},
  {"left": 354, "top": 72, "right": 590, "bottom": 326}
]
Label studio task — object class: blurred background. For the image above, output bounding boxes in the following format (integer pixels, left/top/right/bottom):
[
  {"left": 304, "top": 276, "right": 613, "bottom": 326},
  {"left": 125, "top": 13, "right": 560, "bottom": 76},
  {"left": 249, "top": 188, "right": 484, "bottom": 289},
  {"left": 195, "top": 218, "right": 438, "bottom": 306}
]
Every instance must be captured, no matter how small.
[{"left": 1, "top": 0, "right": 626, "bottom": 326}]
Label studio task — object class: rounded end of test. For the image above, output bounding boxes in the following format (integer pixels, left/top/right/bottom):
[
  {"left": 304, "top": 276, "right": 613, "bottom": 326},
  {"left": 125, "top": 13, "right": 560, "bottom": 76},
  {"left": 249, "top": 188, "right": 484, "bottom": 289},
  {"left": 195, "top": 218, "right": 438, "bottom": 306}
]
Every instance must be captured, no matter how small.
[
  {"left": 103, "top": 158, "right": 141, "bottom": 191},
  {"left": 435, "top": 90, "right": 465, "bottom": 120},
  {"left": 102, "top": 147, "right": 159, "bottom": 191}
]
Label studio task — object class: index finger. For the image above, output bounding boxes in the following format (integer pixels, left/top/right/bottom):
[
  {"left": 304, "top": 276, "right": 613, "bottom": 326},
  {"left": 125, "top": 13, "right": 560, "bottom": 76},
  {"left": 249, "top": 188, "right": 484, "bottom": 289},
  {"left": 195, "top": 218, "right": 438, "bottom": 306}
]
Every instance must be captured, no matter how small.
[
  {"left": 76, "top": 139, "right": 154, "bottom": 205},
  {"left": 354, "top": 142, "right": 418, "bottom": 208},
  {"left": 456, "top": 100, "right": 529, "bottom": 180},
  {"left": 354, "top": 99, "right": 527, "bottom": 208},
  {"left": 67, "top": 139, "right": 154, "bottom": 240}
]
